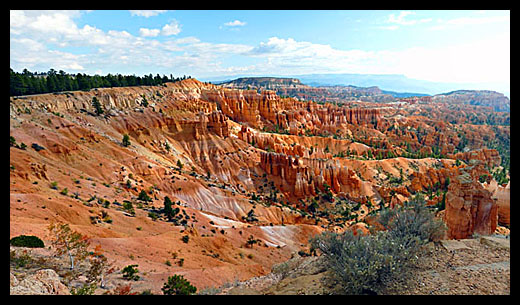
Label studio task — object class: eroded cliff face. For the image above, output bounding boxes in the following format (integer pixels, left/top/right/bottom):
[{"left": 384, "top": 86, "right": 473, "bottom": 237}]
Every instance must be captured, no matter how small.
[
  {"left": 486, "top": 180, "right": 510, "bottom": 227},
  {"left": 449, "top": 149, "right": 501, "bottom": 169},
  {"left": 259, "top": 151, "right": 370, "bottom": 202},
  {"left": 10, "top": 77, "right": 509, "bottom": 292},
  {"left": 444, "top": 168, "right": 498, "bottom": 239},
  {"left": 201, "top": 88, "right": 382, "bottom": 134}
]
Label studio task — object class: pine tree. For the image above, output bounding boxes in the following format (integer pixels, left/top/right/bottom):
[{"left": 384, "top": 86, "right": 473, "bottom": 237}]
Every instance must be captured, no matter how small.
[
  {"left": 92, "top": 97, "right": 104, "bottom": 116},
  {"left": 122, "top": 134, "right": 131, "bottom": 147},
  {"left": 161, "top": 275, "right": 197, "bottom": 295},
  {"left": 164, "top": 196, "right": 173, "bottom": 218}
]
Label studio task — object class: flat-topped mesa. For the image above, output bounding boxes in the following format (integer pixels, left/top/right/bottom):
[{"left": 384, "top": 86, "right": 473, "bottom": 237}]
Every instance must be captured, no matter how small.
[{"left": 220, "top": 77, "right": 306, "bottom": 90}]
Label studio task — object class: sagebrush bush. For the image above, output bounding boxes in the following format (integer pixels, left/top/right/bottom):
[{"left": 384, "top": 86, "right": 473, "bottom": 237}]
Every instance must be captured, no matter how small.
[
  {"left": 311, "top": 230, "right": 402, "bottom": 295},
  {"left": 310, "top": 194, "right": 445, "bottom": 295},
  {"left": 376, "top": 194, "right": 446, "bottom": 244}
]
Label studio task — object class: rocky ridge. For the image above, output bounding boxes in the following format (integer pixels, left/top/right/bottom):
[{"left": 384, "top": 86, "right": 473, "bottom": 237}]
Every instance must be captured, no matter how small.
[{"left": 10, "top": 77, "right": 509, "bottom": 294}]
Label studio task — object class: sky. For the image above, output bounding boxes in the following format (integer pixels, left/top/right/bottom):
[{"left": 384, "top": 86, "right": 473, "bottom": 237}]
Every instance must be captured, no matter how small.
[{"left": 10, "top": 10, "right": 510, "bottom": 94}]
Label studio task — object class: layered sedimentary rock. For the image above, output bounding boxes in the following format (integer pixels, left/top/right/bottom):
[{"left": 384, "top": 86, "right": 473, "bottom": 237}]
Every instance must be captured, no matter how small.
[
  {"left": 201, "top": 88, "right": 278, "bottom": 128},
  {"left": 10, "top": 76, "right": 510, "bottom": 292},
  {"left": 408, "top": 165, "right": 454, "bottom": 194},
  {"left": 201, "top": 87, "right": 382, "bottom": 134},
  {"left": 432, "top": 90, "right": 510, "bottom": 112},
  {"left": 444, "top": 169, "right": 498, "bottom": 239},
  {"left": 194, "top": 110, "right": 230, "bottom": 139},
  {"left": 486, "top": 180, "right": 510, "bottom": 227},
  {"left": 449, "top": 149, "right": 501, "bottom": 168},
  {"left": 259, "top": 151, "right": 366, "bottom": 201}
]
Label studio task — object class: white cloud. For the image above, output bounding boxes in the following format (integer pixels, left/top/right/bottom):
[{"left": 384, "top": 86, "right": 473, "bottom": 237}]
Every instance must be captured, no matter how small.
[
  {"left": 139, "top": 28, "right": 160, "bottom": 37},
  {"left": 224, "top": 20, "right": 246, "bottom": 27},
  {"left": 10, "top": 10, "right": 28, "bottom": 31},
  {"left": 9, "top": 10, "right": 509, "bottom": 92},
  {"left": 161, "top": 20, "right": 181, "bottom": 36},
  {"left": 242, "top": 36, "right": 510, "bottom": 87},
  {"left": 378, "top": 25, "right": 399, "bottom": 31},
  {"left": 388, "top": 11, "right": 416, "bottom": 25},
  {"left": 430, "top": 14, "right": 510, "bottom": 30},
  {"left": 395, "top": 34, "right": 510, "bottom": 84},
  {"left": 62, "top": 62, "right": 85, "bottom": 70},
  {"left": 10, "top": 10, "right": 245, "bottom": 76},
  {"left": 129, "top": 10, "right": 167, "bottom": 18},
  {"left": 29, "top": 12, "right": 78, "bottom": 35},
  {"left": 10, "top": 38, "right": 45, "bottom": 52},
  {"left": 385, "top": 11, "right": 432, "bottom": 29},
  {"left": 175, "top": 37, "right": 201, "bottom": 44}
]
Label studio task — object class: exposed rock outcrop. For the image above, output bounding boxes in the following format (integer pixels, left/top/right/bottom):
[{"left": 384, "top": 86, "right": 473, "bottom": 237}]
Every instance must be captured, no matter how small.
[
  {"left": 259, "top": 151, "right": 368, "bottom": 202},
  {"left": 444, "top": 169, "right": 498, "bottom": 239},
  {"left": 10, "top": 269, "right": 70, "bottom": 295},
  {"left": 449, "top": 149, "right": 501, "bottom": 168},
  {"left": 486, "top": 180, "right": 510, "bottom": 227}
]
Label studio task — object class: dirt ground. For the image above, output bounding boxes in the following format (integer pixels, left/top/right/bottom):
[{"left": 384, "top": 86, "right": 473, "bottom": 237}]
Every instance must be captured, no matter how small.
[
  {"left": 221, "top": 235, "right": 510, "bottom": 295},
  {"left": 10, "top": 234, "right": 510, "bottom": 295}
]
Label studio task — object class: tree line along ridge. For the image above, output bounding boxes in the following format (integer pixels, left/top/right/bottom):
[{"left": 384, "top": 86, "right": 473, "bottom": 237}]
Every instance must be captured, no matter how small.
[{"left": 10, "top": 68, "right": 192, "bottom": 97}]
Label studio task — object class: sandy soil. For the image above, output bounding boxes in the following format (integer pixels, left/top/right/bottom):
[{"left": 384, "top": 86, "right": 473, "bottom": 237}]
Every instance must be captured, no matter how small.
[{"left": 220, "top": 236, "right": 510, "bottom": 295}]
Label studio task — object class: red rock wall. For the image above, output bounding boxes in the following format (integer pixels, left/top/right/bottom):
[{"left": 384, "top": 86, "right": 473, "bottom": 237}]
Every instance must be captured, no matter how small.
[{"left": 444, "top": 170, "right": 498, "bottom": 239}]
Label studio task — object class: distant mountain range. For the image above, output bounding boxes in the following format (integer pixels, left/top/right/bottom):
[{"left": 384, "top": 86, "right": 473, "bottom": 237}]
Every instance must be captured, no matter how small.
[
  {"left": 204, "top": 73, "right": 509, "bottom": 98},
  {"left": 213, "top": 76, "right": 510, "bottom": 112}
]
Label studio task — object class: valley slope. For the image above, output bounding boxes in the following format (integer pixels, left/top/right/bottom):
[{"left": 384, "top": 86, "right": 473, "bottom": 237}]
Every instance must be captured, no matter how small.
[{"left": 10, "top": 78, "right": 510, "bottom": 293}]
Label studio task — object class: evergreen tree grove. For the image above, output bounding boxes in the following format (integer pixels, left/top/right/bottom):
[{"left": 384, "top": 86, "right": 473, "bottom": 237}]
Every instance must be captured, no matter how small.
[{"left": 10, "top": 68, "right": 189, "bottom": 96}]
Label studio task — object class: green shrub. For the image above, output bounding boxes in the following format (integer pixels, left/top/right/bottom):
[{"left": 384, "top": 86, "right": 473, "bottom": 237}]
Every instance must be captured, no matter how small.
[
  {"left": 310, "top": 194, "right": 445, "bottom": 295},
  {"left": 31, "top": 143, "right": 45, "bottom": 151},
  {"left": 311, "top": 230, "right": 401, "bottom": 295},
  {"left": 137, "top": 190, "right": 152, "bottom": 202},
  {"left": 122, "top": 201, "right": 135, "bottom": 216},
  {"left": 122, "top": 264, "right": 140, "bottom": 281},
  {"left": 10, "top": 235, "right": 45, "bottom": 248},
  {"left": 122, "top": 134, "right": 131, "bottom": 147},
  {"left": 148, "top": 211, "right": 159, "bottom": 221},
  {"left": 70, "top": 283, "right": 97, "bottom": 295},
  {"left": 376, "top": 194, "right": 446, "bottom": 244},
  {"left": 161, "top": 275, "right": 197, "bottom": 295}
]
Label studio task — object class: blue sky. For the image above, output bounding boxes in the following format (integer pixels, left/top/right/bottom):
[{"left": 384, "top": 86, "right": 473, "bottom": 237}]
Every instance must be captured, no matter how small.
[{"left": 10, "top": 10, "right": 510, "bottom": 94}]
